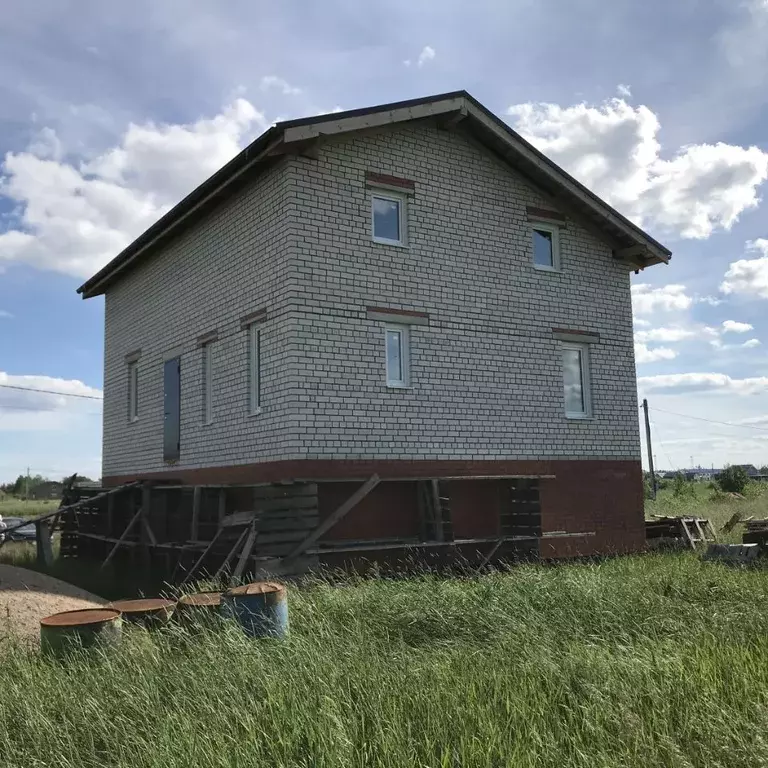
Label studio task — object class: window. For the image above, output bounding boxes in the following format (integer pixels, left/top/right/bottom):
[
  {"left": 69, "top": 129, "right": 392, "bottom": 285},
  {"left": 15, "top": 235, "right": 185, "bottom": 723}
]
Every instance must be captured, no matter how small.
[
  {"left": 372, "top": 192, "right": 407, "bottom": 246},
  {"left": 127, "top": 361, "right": 139, "bottom": 422},
  {"left": 385, "top": 325, "right": 409, "bottom": 387},
  {"left": 248, "top": 324, "right": 261, "bottom": 413},
  {"left": 163, "top": 357, "right": 181, "bottom": 462},
  {"left": 201, "top": 342, "right": 213, "bottom": 425},
  {"left": 562, "top": 343, "right": 591, "bottom": 418},
  {"left": 532, "top": 223, "right": 560, "bottom": 270}
]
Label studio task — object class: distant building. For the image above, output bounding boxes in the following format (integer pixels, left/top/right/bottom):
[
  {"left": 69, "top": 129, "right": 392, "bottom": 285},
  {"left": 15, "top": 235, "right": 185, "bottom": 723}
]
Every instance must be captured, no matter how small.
[{"left": 29, "top": 481, "right": 63, "bottom": 500}]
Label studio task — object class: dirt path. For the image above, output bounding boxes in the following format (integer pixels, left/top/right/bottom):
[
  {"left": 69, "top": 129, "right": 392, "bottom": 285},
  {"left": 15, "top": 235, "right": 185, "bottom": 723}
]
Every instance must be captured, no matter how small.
[{"left": 0, "top": 565, "right": 105, "bottom": 641}]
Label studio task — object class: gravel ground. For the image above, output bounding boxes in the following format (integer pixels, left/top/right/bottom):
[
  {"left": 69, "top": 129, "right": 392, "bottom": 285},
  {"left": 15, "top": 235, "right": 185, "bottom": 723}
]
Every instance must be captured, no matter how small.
[{"left": 0, "top": 565, "right": 104, "bottom": 641}]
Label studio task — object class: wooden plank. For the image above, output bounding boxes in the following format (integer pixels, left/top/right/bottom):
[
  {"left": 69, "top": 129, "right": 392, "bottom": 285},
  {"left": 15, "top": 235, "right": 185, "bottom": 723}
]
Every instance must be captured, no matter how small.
[
  {"left": 101, "top": 507, "right": 143, "bottom": 569},
  {"left": 35, "top": 521, "right": 54, "bottom": 568},
  {"left": 221, "top": 510, "right": 257, "bottom": 528},
  {"left": 284, "top": 475, "right": 380, "bottom": 560},
  {"left": 141, "top": 516, "right": 158, "bottom": 546},
  {"left": 105, "top": 494, "right": 114, "bottom": 536},
  {"left": 191, "top": 486, "right": 201, "bottom": 541},
  {"left": 256, "top": 516, "right": 319, "bottom": 533},
  {"left": 252, "top": 484, "right": 318, "bottom": 499},
  {"left": 214, "top": 526, "right": 250, "bottom": 579},
  {"left": 253, "top": 530, "right": 307, "bottom": 545},
  {"left": 180, "top": 528, "right": 223, "bottom": 587},
  {"left": 430, "top": 480, "right": 444, "bottom": 543},
  {"left": 218, "top": 489, "right": 226, "bottom": 525},
  {"left": 254, "top": 496, "right": 319, "bottom": 512},
  {"left": 475, "top": 538, "right": 504, "bottom": 572},
  {"left": 232, "top": 525, "right": 258, "bottom": 582}
]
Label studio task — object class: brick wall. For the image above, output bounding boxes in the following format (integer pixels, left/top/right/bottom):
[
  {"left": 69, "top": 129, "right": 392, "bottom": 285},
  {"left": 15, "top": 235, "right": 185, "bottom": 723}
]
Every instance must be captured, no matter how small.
[
  {"left": 102, "top": 118, "right": 641, "bottom": 477},
  {"left": 286, "top": 121, "right": 641, "bottom": 461}
]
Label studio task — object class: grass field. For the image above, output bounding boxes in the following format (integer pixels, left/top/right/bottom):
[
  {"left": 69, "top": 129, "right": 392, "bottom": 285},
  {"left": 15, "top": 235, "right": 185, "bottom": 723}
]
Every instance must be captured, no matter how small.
[
  {"left": 1, "top": 483, "right": 767, "bottom": 767},
  {"left": 0, "top": 497, "right": 59, "bottom": 520}
]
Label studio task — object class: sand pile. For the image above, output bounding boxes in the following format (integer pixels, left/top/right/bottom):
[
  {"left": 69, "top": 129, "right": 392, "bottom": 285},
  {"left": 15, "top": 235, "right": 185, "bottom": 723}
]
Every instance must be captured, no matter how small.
[{"left": 0, "top": 565, "right": 105, "bottom": 640}]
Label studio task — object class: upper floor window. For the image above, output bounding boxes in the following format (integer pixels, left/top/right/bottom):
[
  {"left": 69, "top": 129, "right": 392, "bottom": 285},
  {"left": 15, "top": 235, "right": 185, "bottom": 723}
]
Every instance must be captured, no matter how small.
[
  {"left": 372, "top": 192, "right": 407, "bottom": 246},
  {"left": 532, "top": 223, "right": 560, "bottom": 271},
  {"left": 562, "top": 342, "right": 591, "bottom": 418},
  {"left": 127, "top": 360, "right": 139, "bottom": 422},
  {"left": 385, "top": 325, "right": 410, "bottom": 387}
]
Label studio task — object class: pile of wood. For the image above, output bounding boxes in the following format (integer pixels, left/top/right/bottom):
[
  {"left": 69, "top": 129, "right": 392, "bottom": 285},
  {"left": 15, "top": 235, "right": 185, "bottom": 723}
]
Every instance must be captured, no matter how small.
[
  {"left": 743, "top": 519, "right": 768, "bottom": 552},
  {"left": 645, "top": 516, "right": 716, "bottom": 551}
]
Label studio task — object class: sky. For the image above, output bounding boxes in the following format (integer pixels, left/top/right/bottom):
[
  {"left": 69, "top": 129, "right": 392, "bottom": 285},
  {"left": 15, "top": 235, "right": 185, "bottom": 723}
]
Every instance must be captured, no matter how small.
[{"left": 1, "top": 0, "right": 768, "bottom": 481}]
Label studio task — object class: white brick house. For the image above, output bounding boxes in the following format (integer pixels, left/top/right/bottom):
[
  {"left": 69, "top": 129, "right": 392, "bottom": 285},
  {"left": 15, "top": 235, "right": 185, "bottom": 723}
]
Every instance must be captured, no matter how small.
[{"left": 79, "top": 92, "right": 669, "bottom": 558}]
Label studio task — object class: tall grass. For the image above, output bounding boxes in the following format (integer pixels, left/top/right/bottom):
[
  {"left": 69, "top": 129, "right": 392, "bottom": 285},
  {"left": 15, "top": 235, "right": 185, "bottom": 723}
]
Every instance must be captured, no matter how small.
[
  {"left": 0, "top": 498, "right": 59, "bottom": 520},
  {"left": 1, "top": 555, "right": 768, "bottom": 767}
]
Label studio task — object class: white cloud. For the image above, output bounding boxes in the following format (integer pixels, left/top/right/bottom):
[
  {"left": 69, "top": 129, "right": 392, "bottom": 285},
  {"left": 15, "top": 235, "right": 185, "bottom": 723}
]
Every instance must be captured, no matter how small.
[
  {"left": 720, "top": 238, "right": 768, "bottom": 299},
  {"left": 617, "top": 84, "right": 632, "bottom": 98},
  {"left": 259, "top": 75, "right": 302, "bottom": 96},
  {"left": 632, "top": 284, "right": 692, "bottom": 314},
  {"left": 638, "top": 372, "right": 768, "bottom": 395},
  {"left": 722, "top": 319, "right": 754, "bottom": 333},
  {"left": 0, "top": 99, "right": 267, "bottom": 278},
  {"left": 635, "top": 327, "right": 694, "bottom": 343},
  {"left": 417, "top": 46, "right": 436, "bottom": 67},
  {"left": 696, "top": 295, "right": 723, "bottom": 306},
  {"left": 506, "top": 98, "right": 768, "bottom": 239},
  {"left": 0, "top": 372, "right": 102, "bottom": 433},
  {"left": 635, "top": 343, "right": 677, "bottom": 364},
  {"left": 633, "top": 317, "right": 651, "bottom": 327},
  {"left": 0, "top": 310, "right": 11, "bottom": 319},
  {"left": 742, "top": 338, "right": 761, "bottom": 348},
  {"left": 403, "top": 59, "right": 412, "bottom": 67}
]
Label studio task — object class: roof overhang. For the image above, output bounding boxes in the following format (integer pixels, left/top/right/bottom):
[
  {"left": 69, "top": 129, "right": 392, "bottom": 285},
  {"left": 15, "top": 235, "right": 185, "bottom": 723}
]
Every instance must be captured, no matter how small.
[{"left": 77, "top": 91, "right": 670, "bottom": 298}]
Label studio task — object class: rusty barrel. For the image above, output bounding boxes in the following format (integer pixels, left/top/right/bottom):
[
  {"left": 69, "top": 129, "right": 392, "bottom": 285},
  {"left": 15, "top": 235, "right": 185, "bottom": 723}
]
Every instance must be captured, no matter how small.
[
  {"left": 175, "top": 591, "right": 223, "bottom": 628},
  {"left": 222, "top": 582, "right": 288, "bottom": 638},
  {"left": 109, "top": 598, "right": 176, "bottom": 627},
  {"left": 40, "top": 608, "right": 122, "bottom": 656}
]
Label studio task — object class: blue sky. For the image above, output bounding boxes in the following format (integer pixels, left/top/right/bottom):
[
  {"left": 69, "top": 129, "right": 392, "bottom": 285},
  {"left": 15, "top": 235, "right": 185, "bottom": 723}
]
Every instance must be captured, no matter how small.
[{"left": 2, "top": 0, "right": 768, "bottom": 480}]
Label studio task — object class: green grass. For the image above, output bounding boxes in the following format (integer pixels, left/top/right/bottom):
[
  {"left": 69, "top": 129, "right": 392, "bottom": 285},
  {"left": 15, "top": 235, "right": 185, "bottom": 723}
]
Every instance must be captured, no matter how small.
[
  {"left": 646, "top": 480, "right": 768, "bottom": 543},
  {"left": 0, "top": 497, "right": 59, "bottom": 520},
  {"left": 1, "top": 555, "right": 768, "bottom": 768}
]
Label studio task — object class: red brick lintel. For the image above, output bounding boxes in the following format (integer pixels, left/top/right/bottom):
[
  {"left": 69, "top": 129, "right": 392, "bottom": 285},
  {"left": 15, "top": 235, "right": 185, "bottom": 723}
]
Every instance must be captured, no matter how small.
[
  {"left": 527, "top": 206, "right": 566, "bottom": 222},
  {"left": 365, "top": 171, "right": 416, "bottom": 192}
]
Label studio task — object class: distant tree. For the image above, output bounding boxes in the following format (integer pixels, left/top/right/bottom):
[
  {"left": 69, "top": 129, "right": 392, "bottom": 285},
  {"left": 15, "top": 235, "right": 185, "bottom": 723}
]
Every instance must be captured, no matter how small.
[
  {"left": 717, "top": 465, "right": 749, "bottom": 495},
  {"left": 672, "top": 473, "right": 696, "bottom": 499},
  {"left": 760, "top": 465, "right": 768, "bottom": 475}
]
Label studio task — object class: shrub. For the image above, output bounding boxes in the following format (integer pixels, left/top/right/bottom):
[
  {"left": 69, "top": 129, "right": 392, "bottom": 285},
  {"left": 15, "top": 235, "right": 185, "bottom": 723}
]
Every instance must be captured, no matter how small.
[
  {"left": 717, "top": 465, "right": 749, "bottom": 494},
  {"left": 672, "top": 473, "right": 696, "bottom": 499}
]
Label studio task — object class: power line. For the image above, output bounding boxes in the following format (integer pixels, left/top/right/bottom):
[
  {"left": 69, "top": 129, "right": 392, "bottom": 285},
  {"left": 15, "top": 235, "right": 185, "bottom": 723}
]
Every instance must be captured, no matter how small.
[
  {"left": 0, "top": 384, "right": 102, "bottom": 401},
  {"left": 646, "top": 405, "right": 768, "bottom": 433}
]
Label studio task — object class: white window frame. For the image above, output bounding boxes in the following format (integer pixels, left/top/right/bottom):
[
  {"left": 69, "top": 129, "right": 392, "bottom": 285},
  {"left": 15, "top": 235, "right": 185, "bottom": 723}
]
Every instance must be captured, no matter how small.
[
  {"left": 531, "top": 222, "right": 561, "bottom": 272},
  {"left": 385, "top": 324, "right": 410, "bottom": 388},
  {"left": 248, "top": 324, "right": 261, "bottom": 415},
  {"left": 127, "top": 361, "right": 139, "bottom": 422},
  {"left": 562, "top": 341, "right": 592, "bottom": 419},
  {"left": 201, "top": 342, "right": 213, "bottom": 425},
  {"left": 371, "top": 190, "right": 408, "bottom": 246}
]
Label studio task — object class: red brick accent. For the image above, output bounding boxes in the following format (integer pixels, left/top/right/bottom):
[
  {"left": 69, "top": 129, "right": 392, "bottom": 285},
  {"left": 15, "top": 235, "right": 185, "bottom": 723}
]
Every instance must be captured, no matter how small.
[
  {"left": 365, "top": 171, "right": 416, "bottom": 191},
  {"left": 366, "top": 307, "right": 429, "bottom": 319},
  {"left": 103, "top": 459, "right": 644, "bottom": 558},
  {"left": 527, "top": 206, "right": 566, "bottom": 222}
]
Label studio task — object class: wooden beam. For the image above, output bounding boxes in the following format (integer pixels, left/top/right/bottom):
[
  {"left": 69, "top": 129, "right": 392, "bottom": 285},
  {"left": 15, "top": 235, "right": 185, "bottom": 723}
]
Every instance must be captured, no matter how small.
[
  {"left": 180, "top": 528, "right": 223, "bottom": 587},
  {"left": 191, "top": 486, "right": 201, "bottom": 541},
  {"left": 221, "top": 510, "right": 257, "bottom": 528},
  {"left": 214, "top": 526, "right": 250, "bottom": 579},
  {"left": 232, "top": 524, "right": 258, "bottom": 582},
  {"left": 284, "top": 474, "right": 380, "bottom": 561},
  {"left": 35, "top": 521, "right": 54, "bottom": 568},
  {"left": 101, "top": 507, "right": 143, "bottom": 569},
  {"left": 218, "top": 489, "right": 226, "bottom": 525},
  {"left": 141, "top": 516, "right": 158, "bottom": 547}
]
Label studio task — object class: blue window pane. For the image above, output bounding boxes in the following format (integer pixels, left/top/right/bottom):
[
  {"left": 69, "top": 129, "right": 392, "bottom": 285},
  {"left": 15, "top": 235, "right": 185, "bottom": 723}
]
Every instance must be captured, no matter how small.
[
  {"left": 373, "top": 197, "right": 401, "bottom": 242},
  {"left": 386, "top": 330, "right": 403, "bottom": 383},
  {"left": 533, "top": 229, "right": 554, "bottom": 267}
]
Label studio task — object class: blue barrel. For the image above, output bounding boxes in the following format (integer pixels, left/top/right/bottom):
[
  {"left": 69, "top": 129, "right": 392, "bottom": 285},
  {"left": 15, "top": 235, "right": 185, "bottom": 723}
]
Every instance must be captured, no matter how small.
[{"left": 222, "top": 582, "right": 288, "bottom": 638}]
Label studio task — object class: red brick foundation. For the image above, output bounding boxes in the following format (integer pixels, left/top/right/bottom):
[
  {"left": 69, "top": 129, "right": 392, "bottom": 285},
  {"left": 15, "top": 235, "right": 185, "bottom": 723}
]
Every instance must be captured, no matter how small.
[{"left": 104, "top": 459, "right": 644, "bottom": 559}]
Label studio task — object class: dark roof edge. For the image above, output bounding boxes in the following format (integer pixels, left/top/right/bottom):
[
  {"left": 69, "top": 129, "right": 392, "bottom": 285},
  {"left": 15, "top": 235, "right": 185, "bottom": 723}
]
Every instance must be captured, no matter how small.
[{"left": 78, "top": 89, "right": 670, "bottom": 297}]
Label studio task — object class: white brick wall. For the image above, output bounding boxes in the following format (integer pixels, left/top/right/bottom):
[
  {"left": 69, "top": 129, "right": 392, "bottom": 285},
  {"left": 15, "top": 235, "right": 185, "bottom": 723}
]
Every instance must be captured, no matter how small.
[{"left": 102, "top": 119, "right": 641, "bottom": 477}]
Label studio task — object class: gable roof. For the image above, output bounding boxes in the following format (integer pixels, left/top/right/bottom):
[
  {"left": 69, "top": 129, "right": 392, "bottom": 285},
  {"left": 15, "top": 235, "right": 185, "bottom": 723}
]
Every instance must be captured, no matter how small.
[{"left": 77, "top": 90, "right": 671, "bottom": 298}]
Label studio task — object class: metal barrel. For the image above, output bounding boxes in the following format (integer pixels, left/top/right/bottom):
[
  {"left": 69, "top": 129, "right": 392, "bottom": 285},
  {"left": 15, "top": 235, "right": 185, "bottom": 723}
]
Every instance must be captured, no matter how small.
[
  {"left": 109, "top": 598, "right": 176, "bottom": 628},
  {"left": 175, "top": 591, "right": 223, "bottom": 629},
  {"left": 222, "top": 582, "right": 288, "bottom": 639},
  {"left": 40, "top": 608, "right": 122, "bottom": 656}
]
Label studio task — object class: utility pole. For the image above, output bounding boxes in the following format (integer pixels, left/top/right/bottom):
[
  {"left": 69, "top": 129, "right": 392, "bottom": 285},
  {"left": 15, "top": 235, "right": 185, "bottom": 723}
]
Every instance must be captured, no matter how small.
[
  {"left": 24, "top": 466, "right": 30, "bottom": 501},
  {"left": 642, "top": 399, "right": 656, "bottom": 500}
]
